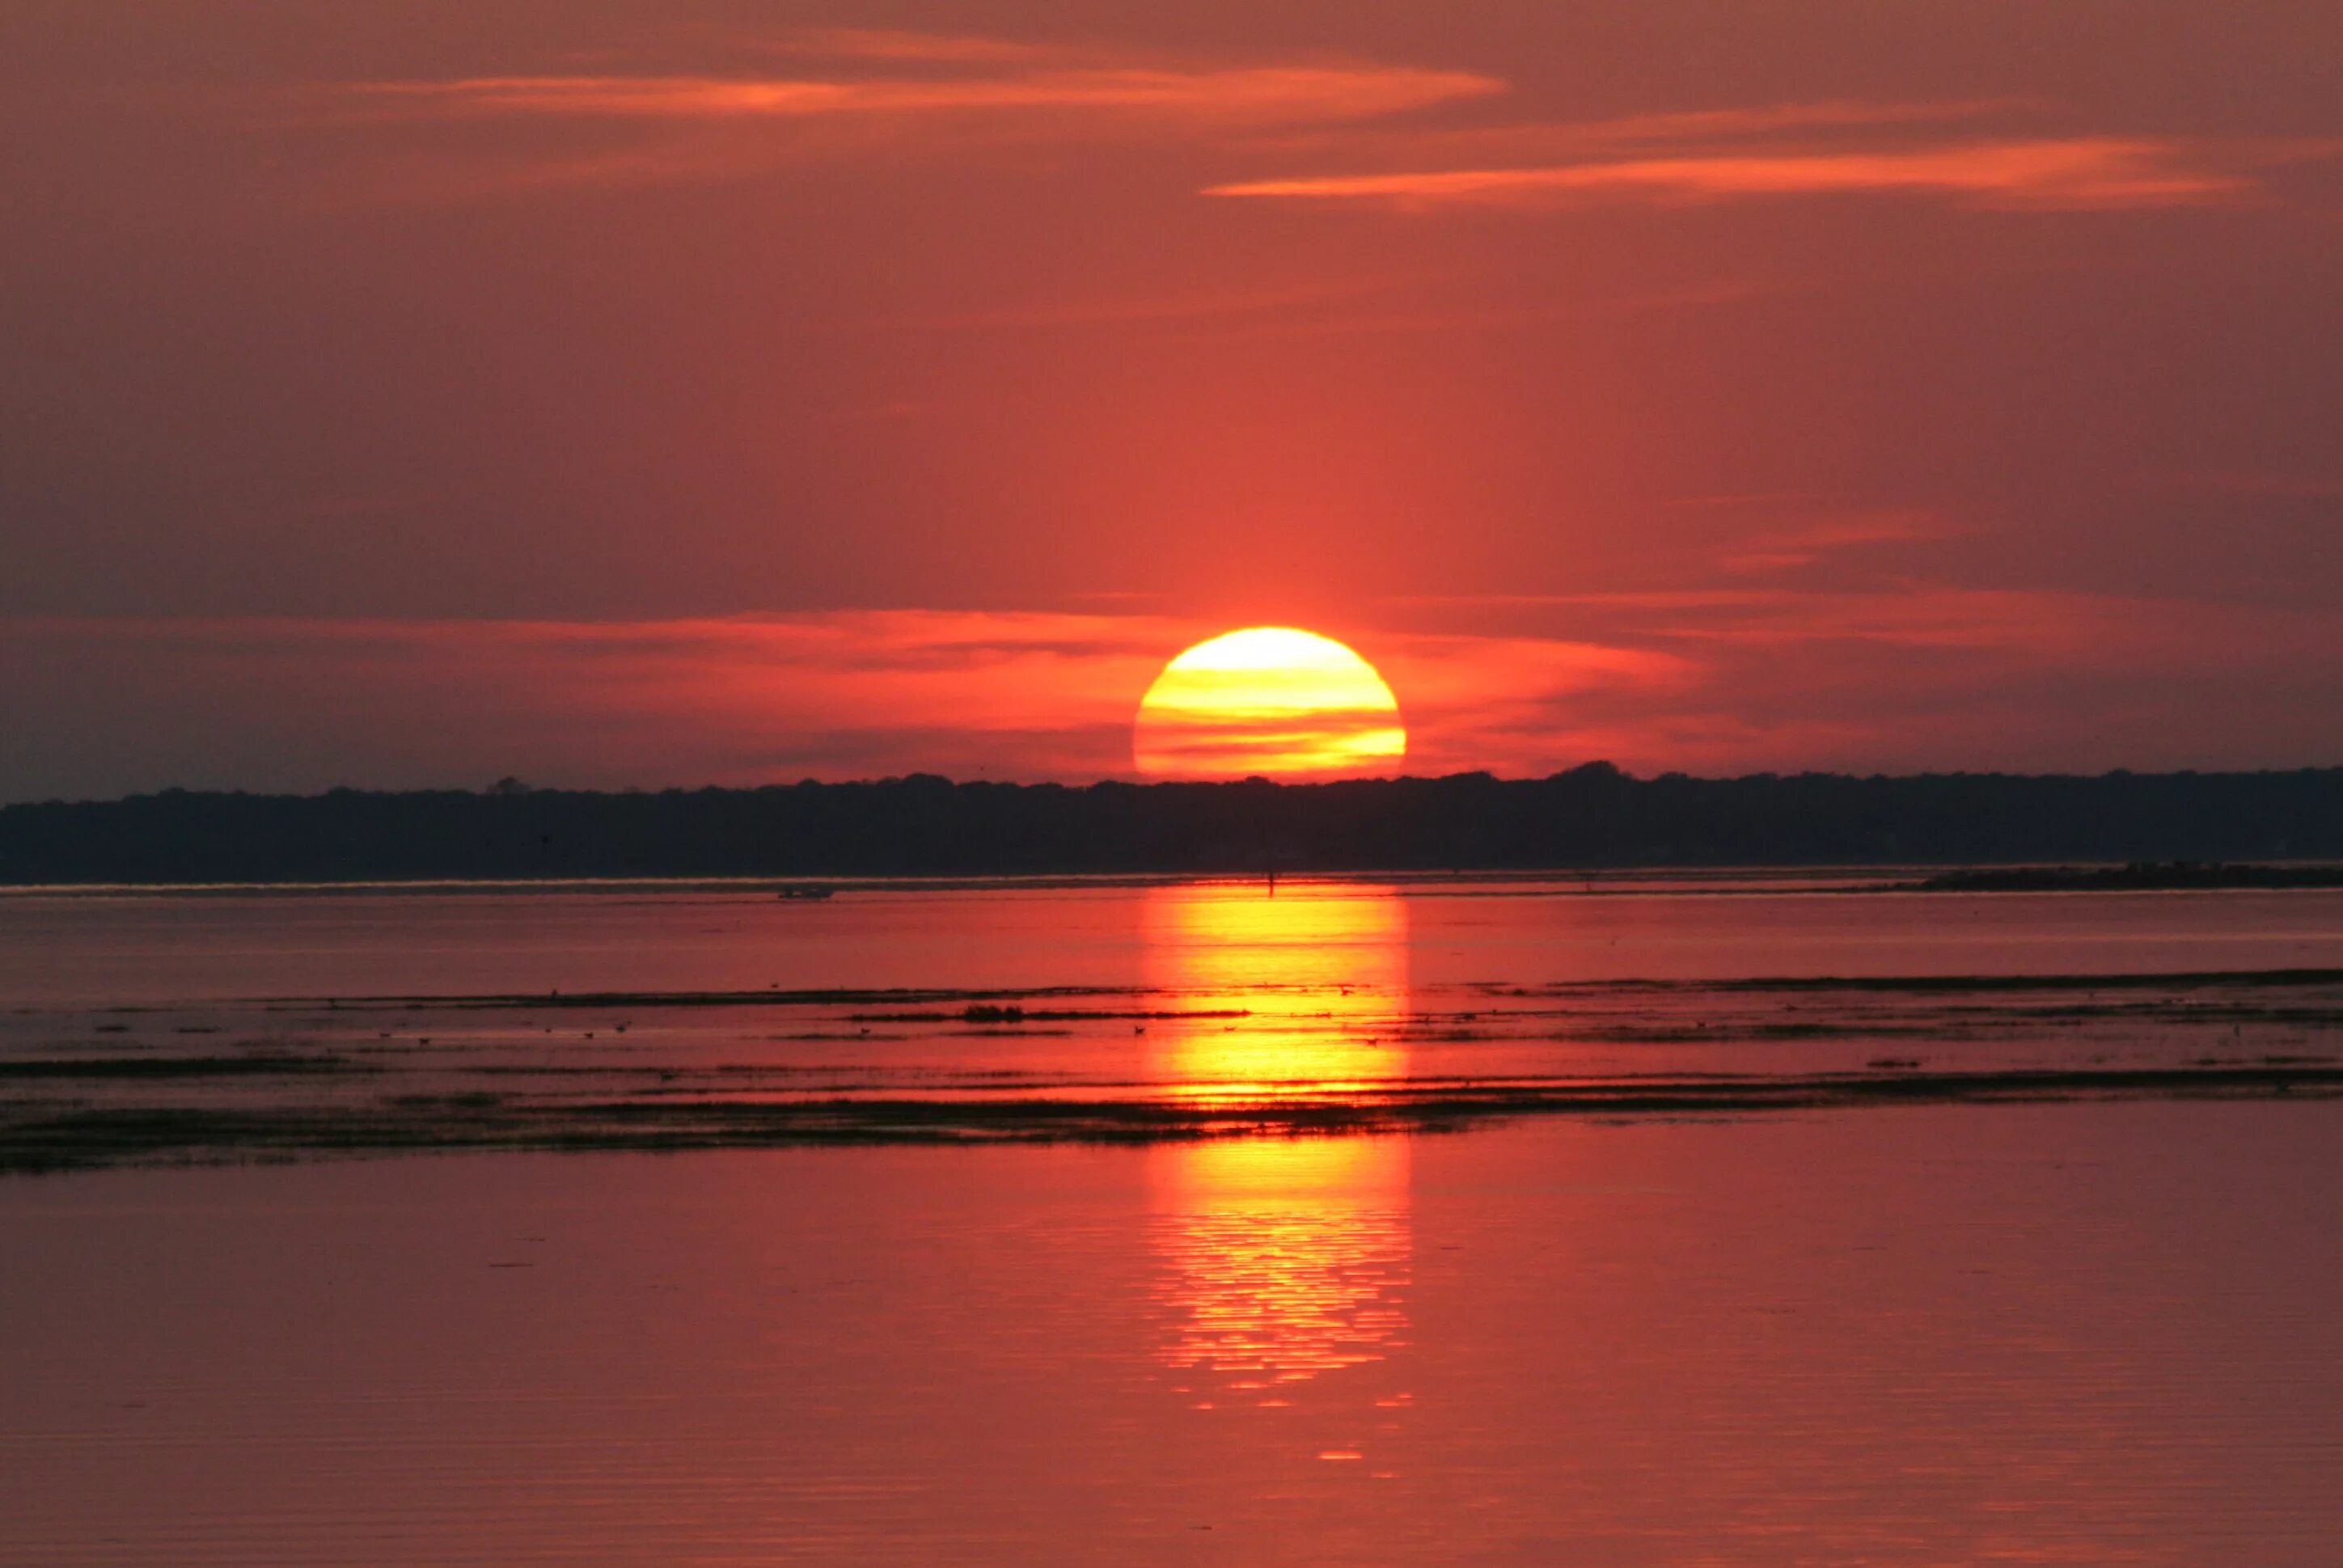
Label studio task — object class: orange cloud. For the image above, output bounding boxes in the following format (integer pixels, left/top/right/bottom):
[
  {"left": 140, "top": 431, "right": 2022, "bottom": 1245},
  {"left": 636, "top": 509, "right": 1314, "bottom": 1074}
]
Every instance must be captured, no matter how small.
[
  {"left": 349, "top": 64, "right": 1503, "bottom": 129},
  {"left": 6, "top": 594, "right": 2341, "bottom": 801},
  {"left": 322, "top": 41, "right": 1507, "bottom": 198},
  {"left": 0, "top": 613, "right": 1681, "bottom": 794},
  {"left": 1717, "top": 511, "right": 1960, "bottom": 573},
  {"left": 1207, "top": 137, "right": 2246, "bottom": 209},
  {"left": 1250, "top": 98, "right": 2019, "bottom": 166},
  {"left": 769, "top": 29, "right": 1062, "bottom": 66}
]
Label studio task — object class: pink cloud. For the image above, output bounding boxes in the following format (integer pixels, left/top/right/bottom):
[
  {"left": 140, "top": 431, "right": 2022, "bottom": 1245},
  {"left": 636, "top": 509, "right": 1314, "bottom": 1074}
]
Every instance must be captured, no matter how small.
[
  {"left": 5, "top": 592, "right": 2340, "bottom": 800},
  {"left": 770, "top": 30, "right": 1064, "bottom": 66},
  {"left": 319, "top": 41, "right": 1504, "bottom": 197},
  {"left": 1207, "top": 137, "right": 2249, "bottom": 210},
  {"left": 348, "top": 63, "right": 1503, "bottom": 129},
  {"left": 0, "top": 613, "right": 1676, "bottom": 795},
  {"left": 1248, "top": 98, "right": 2020, "bottom": 166}
]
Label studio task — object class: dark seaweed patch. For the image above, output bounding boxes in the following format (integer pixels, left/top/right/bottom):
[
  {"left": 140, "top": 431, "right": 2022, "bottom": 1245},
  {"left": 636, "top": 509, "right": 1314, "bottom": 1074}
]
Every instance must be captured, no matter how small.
[
  {"left": 0, "top": 1054, "right": 362, "bottom": 1080},
  {"left": 3, "top": 1060, "right": 2337, "bottom": 1175}
]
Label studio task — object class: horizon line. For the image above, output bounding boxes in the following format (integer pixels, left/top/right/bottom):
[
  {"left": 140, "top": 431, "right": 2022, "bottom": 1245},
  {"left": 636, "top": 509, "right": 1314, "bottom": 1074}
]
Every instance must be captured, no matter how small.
[{"left": 12, "top": 758, "right": 2343, "bottom": 810}]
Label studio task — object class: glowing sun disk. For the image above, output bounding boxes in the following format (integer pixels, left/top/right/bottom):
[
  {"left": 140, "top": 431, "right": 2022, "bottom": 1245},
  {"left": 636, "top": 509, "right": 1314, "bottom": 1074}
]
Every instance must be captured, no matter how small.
[{"left": 1135, "top": 627, "right": 1406, "bottom": 780}]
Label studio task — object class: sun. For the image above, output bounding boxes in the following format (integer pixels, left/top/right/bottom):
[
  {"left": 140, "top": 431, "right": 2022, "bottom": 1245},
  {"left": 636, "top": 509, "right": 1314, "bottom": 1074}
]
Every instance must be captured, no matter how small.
[{"left": 1134, "top": 627, "right": 1406, "bottom": 780}]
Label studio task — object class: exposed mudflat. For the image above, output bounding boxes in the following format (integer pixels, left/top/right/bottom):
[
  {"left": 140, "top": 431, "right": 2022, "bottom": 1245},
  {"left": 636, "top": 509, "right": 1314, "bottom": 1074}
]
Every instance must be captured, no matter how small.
[{"left": 6, "top": 967, "right": 2339, "bottom": 1173}]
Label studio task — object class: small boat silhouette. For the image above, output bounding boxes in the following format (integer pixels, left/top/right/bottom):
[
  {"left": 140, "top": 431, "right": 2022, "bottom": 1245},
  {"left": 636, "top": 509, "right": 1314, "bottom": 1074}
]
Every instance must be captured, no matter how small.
[{"left": 776, "top": 885, "right": 837, "bottom": 901}]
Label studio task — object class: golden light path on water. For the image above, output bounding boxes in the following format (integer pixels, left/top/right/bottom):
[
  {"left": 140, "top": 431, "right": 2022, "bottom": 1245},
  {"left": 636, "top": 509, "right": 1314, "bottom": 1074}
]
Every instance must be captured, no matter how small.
[
  {"left": 1134, "top": 627, "right": 1406, "bottom": 780},
  {"left": 1142, "top": 882, "right": 1414, "bottom": 1460}
]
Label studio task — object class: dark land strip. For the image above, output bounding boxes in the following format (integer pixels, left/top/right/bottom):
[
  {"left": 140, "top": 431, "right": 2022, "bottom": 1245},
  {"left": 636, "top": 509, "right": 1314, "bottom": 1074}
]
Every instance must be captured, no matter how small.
[
  {"left": 11, "top": 767, "right": 2343, "bottom": 883},
  {"left": 260, "top": 967, "right": 2343, "bottom": 1014},
  {"left": 5, "top": 1062, "right": 2340, "bottom": 1175},
  {"left": 1910, "top": 863, "right": 2343, "bottom": 892}
]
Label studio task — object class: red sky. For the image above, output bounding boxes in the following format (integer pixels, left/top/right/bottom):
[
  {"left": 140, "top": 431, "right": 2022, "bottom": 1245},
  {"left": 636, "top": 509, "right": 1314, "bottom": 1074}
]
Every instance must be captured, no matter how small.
[{"left": 4, "top": 2, "right": 2341, "bottom": 798}]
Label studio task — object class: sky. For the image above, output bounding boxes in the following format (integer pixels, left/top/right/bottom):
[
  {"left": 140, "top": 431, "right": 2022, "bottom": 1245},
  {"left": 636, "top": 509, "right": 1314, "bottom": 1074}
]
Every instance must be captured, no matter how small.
[{"left": 4, "top": 1, "right": 2341, "bottom": 799}]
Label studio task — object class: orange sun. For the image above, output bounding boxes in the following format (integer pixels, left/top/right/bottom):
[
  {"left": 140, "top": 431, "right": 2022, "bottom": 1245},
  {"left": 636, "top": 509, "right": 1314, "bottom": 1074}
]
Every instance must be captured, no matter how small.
[{"left": 1134, "top": 627, "right": 1406, "bottom": 780}]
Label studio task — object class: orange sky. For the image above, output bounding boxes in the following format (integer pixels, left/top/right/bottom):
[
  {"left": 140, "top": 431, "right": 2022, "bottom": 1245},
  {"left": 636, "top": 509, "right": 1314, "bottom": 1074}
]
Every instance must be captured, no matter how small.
[{"left": 4, "top": 4, "right": 2341, "bottom": 797}]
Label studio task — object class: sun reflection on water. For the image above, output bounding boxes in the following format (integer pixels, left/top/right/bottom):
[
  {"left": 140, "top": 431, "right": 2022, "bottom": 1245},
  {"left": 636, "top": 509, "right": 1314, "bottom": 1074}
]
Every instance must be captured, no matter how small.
[
  {"left": 1141, "top": 881, "right": 1410, "bottom": 1105},
  {"left": 1143, "top": 882, "right": 1414, "bottom": 1455},
  {"left": 1152, "top": 1136, "right": 1411, "bottom": 1387}
]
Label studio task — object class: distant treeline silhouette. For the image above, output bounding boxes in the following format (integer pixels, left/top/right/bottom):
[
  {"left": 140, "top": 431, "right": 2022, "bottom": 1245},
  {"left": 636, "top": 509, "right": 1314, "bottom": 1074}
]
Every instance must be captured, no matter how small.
[{"left": 5, "top": 764, "right": 2343, "bottom": 884}]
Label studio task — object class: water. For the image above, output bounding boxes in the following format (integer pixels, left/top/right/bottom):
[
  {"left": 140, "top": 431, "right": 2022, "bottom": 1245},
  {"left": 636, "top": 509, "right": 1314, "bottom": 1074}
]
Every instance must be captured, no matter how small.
[
  {"left": 11, "top": 873, "right": 2343, "bottom": 1007},
  {"left": 4, "top": 877, "right": 2341, "bottom": 1161},
  {"left": 4, "top": 1109, "right": 2339, "bottom": 1564},
  {"left": 2, "top": 876, "right": 2341, "bottom": 1562}
]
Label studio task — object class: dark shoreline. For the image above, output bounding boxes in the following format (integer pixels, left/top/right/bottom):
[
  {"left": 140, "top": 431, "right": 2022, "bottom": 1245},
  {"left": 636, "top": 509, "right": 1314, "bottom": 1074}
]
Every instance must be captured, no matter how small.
[
  {"left": 8, "top": 964, "right": 2342, "bottom": 1174},
  {"left": 1909, "top": 863, "right": 2343, "bottom": 893},
  {"left": 9, "top": 765, "right": 2343, "bottom": 883}
]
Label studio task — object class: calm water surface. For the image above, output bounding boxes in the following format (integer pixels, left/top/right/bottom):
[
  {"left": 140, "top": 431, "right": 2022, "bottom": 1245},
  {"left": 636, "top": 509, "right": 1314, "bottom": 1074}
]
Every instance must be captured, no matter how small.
[
  {"left": 4, "top": 1109, "right": 2339, "bottom": 1565},
  {"left": 11, "top": 874, "right": 2343, "bottom": 1006},
  {"left": 2, "top": 877, "right": 2340, "bottom": 1562}
]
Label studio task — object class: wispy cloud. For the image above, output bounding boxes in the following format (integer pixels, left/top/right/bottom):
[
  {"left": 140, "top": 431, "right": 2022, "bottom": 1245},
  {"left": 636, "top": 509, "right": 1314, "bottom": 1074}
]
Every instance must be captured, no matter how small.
[
  {"left": 8, "top": 594, "right": 2343, "bottom": 799},
  {"left": 1718, "top": 511, "right": 1959, "bottom": 574},
  {"left": 2146, "top": 467, "right": 2343, "bottom": 502},
  {"left": 1394, "top": 584, "right": 2343, "bottom": 668},
  {"left": 316, "top": 32, "right": 1508, "bottom": 198},
  {"left": 1207, "top": 137, "right": 2248, "bottom": 210},
  {"left": 766, "top": 29, "right": 1063, "bottom": 66},
  {"left": 0, "top": 612, "right": 1681, "bottom": 794},
  {"left": 347, "top": 63, "right": 1502, "bottom": 129},
  {"left": 1244, "top": 98, "right": 2018, "bottom": 163}
]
